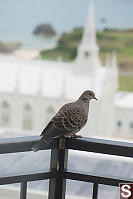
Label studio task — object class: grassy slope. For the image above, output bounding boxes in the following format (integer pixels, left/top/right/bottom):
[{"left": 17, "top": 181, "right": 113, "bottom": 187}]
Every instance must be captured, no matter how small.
[
  {"left": 40, "top": 28, "right": 133, "bottom": 69},
  {"left": 119, "top": 75, "right": 133, "bottom": 92},
  {"left": 40, "top": 28, "right": 133, "bottom": 91}
]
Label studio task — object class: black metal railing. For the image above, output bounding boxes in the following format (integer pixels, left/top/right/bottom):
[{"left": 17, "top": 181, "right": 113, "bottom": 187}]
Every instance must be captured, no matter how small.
[{"left": 0, "top": 135, "right": 133, "bottom": 199}]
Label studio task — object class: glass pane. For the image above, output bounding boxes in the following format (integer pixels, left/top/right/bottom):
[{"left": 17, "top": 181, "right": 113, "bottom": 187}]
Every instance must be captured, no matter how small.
[
  {"left": 0, "top": 150, "right": 50, "bottom": 177},
  {"left": 68, "top": 150, "right": 133, "bottom": 178},
  {"left": 66, "top": 180, "right": 93, "bottom": 199},
  {"left": 98, "top": 184, "right": 119, "bottom": 199},
  {"left": 0, "top": 184, "right": 20, "bottom": 199},
  {"left": 27, "top": 180, "right": 49, "bottom": 199}
]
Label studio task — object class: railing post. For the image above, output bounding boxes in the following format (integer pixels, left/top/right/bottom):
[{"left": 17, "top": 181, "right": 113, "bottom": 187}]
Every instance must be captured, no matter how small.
[
  {"left": 92, "top": 183, "right": 98, "bottom": 199},
  {"left": 48, "top": 137, "right": 68, "bottom": 199},
  {"left": 20, "top": 181, "right": 27, "bottom": 199}
]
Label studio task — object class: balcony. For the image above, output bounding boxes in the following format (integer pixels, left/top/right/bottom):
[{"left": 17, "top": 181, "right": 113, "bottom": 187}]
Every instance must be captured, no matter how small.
[{"left": 0, "top": 136, "right": 133, "bottom": 199}]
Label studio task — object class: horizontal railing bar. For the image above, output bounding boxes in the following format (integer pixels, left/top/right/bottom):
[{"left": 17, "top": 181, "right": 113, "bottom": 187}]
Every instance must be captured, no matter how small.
[
  {"left": 65, "top": 137, "right": 133, "bottom": 158},
  {"left": 0, "top": 136, "right": 58, "bottom": 154},
  {"left": 64, "top": 171, "right": 133, "bottom": 186},
  {"left": 0, "top": 171, "right": 56, "bottom": 185},
  {"left": 0, "top": 136, "right": 133, "bottom": 157}
]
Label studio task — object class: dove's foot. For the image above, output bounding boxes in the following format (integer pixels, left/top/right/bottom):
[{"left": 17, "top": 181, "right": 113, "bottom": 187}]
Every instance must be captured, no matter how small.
[{"left": 71, "top": 134, "right": 82, "bottom": 138}]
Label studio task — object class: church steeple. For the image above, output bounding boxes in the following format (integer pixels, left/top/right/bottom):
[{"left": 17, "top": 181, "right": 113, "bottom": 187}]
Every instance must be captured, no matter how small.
[
  {"left": 82, "top": 2, "right": 97, "bottom": 47},
  {"left": 76, "top": 2, "right": 101, "bottom": 73}
]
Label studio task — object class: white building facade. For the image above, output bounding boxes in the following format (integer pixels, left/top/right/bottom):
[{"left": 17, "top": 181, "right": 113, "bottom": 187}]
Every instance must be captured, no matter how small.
[
  {"left": 115, "top": 92, "right": 133, "bottom": 139},
  {"left": 0, "top": 3, "right": 118, "bottom": 138}
]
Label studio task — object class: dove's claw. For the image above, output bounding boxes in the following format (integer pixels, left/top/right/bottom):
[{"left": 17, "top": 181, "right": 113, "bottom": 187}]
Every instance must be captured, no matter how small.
[{"left": 71, "top": 134, "right": 82, "bottom": 138}]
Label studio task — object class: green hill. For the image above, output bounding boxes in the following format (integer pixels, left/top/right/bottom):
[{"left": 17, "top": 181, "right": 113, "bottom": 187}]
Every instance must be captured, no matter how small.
[
  {"left": 40, "top": 28, "right": 133, "bottom": 71},
  {"left": 40, "top": 28, "right": 133, "bottom": 92}
]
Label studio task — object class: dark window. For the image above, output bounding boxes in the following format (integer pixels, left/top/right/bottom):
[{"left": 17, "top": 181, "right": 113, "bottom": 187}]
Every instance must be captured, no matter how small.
[
  {"left": 117, "top": 121, "right": 122, "bottom": 127},
  {"left": 1, "top": 101, "right": 10, "bottom": 127},
  {"left": 85, "top": 51, "right": 90, "bottom": 58},
  {"left": 130, "top": 122, "right": 133, "bottom": 129},
  {"left": 23, "top": 104, "right": 33, "bottom": 130}
]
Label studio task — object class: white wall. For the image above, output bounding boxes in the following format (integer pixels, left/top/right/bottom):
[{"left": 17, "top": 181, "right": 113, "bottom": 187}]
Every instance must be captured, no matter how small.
[
  {"left": 0, "top": 92, "right": 62, "bottom": 133},
  {"left": 115, "top": 107, "right": 133, "bottom": 137}
]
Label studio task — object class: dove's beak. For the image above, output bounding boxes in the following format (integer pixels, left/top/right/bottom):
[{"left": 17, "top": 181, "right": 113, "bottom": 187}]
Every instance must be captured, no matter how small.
[{"left": 94, "top": 97, "right": 98, "bottom": 100}]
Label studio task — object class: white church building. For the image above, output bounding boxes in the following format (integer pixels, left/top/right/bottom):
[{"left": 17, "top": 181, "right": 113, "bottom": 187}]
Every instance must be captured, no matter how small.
[
  {"left": 0, "top": 3, "right": 119, "bottom": 139},
  {"left": 115, "top": 91, "right": 133, "bottom": 139}
]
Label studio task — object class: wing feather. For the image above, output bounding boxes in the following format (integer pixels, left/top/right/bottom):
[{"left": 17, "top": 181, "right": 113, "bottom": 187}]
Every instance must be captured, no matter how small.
[
  {"left": 40, "top": 102, "right": 87, "bottom": 139},
  {"left": 53, "top": 103, "right": 87, "bottom": 133}
]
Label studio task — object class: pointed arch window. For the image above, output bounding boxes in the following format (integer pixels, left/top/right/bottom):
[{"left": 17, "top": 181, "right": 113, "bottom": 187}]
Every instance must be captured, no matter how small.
[
  {"left": 129, "top": 122, "right": 133, "bottom": 129},
  {"left": 1, "top": 101, "right": 10, "bottom": 127},
  {"left": 23, "top": 104, "right": 33, "bottom": 130},
  {"left": 85, "top": 51, "right": 90, "bottom": 58},
  {"left": 117, "top": 120, "right": 122, "bottom": 128}
]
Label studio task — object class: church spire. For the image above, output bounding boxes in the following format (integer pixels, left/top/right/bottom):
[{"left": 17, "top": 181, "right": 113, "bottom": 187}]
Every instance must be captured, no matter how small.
[
  {"left": 82, "top": 1, "right": 97, "bottom": 47},
  {"left": 76, "top": 1, "right": 101, "bottom": 73}
]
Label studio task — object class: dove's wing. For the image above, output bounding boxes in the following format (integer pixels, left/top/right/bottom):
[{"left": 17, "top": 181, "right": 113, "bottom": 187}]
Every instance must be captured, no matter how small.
[
  {"left": 53, "top": 103, "right": 87, "bottom": 133},
  {"left": 40, "top": 102, "right": 87, "bottom": 138},
  {"left": 49, "top": 103, "right": 87, "bottom": 134}
]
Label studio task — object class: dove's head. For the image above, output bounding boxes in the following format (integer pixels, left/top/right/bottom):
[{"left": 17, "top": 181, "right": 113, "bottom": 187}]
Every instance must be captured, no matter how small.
[{"left": 79, "top": 90, "right": 97, "bottom": 102}]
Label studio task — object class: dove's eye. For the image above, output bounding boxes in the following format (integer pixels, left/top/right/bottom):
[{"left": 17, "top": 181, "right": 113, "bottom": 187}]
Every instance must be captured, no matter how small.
[{"left": 89, "top": 93, "right": 93, "bottom": 97}]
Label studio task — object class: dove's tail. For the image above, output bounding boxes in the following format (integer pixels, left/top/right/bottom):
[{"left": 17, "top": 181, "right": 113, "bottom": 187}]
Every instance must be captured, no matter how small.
[{"left": 32, "top": 137, "right": 51, "bottom": 152}]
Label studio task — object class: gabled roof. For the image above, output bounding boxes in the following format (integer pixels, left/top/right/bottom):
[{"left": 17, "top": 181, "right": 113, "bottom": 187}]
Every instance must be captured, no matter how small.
[{"left": 0, "top": 54, "right": 107, "bottom": 100}]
